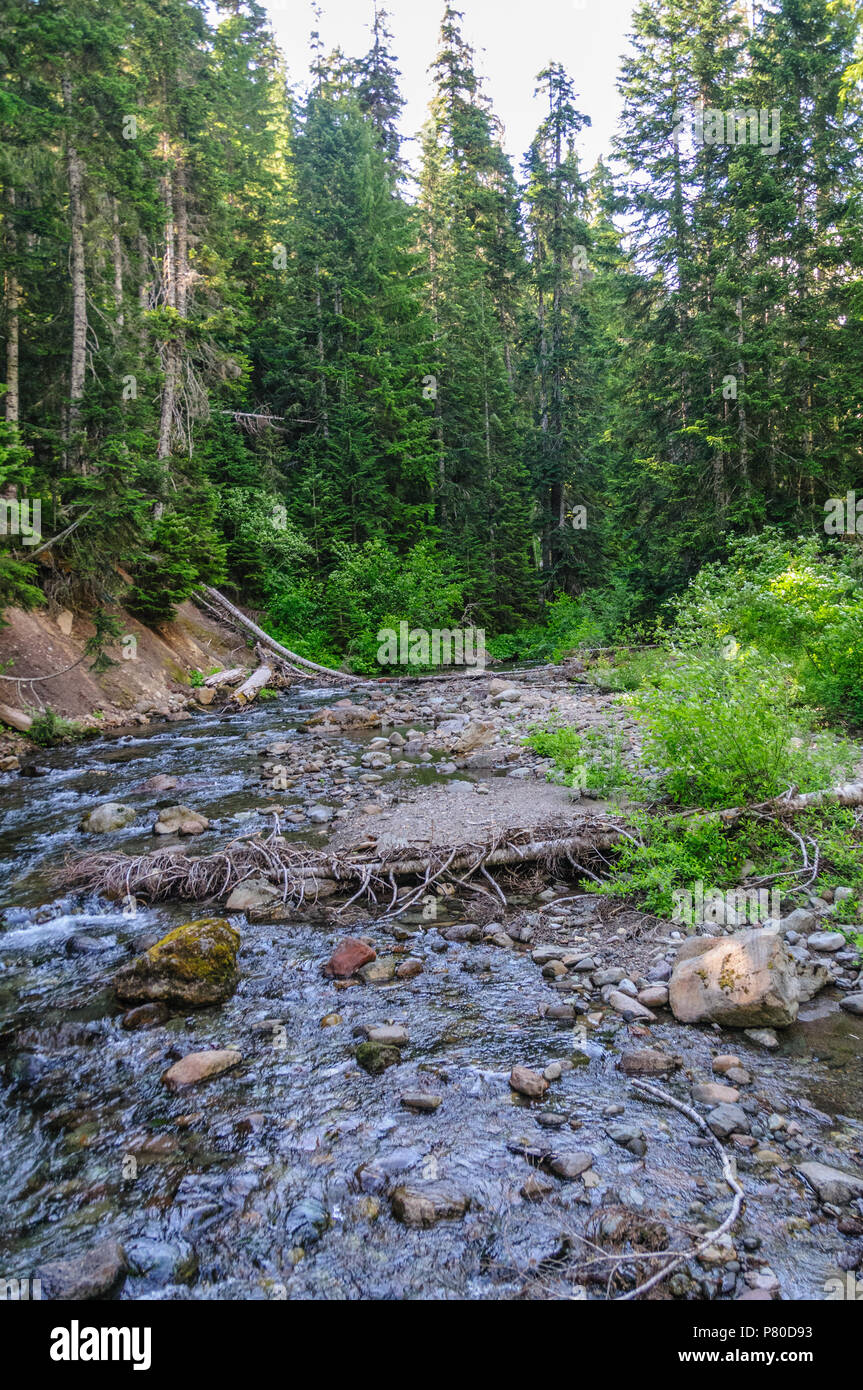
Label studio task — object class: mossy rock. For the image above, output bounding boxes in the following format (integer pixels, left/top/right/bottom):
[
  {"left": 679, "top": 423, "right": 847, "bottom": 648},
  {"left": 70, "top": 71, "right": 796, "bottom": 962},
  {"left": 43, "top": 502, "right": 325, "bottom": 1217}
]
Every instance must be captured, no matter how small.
[
  {"left": 114, "top": 918, "right": 240, "bottom": 1007},
  {"left": 355, "top": 1041, "right": 402, "bottom": 1075}
]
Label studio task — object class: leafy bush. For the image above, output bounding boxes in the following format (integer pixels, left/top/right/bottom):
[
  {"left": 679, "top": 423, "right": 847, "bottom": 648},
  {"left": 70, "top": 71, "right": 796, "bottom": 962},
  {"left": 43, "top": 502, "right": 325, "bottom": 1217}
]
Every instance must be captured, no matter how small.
[
  {"left": 671, "top": 529, "right": 863, "bottom": 721},
  {"left": 592, "top": 810, "right": 748, "bottom": 918},
  {"left": 527, "top": 717, "right": 640, "bottom": 795},
  {"left": 28, "top": 707, "right": 84, "bottom": 746},
  {"left": 630, "top": 647, "right": 854, "bottom": 808},
  {"left": 326, "top": 539, "right": 464, "bottom": 673},
  {"left": 488, "top": 594, "right": 604, "bottom": 663}
]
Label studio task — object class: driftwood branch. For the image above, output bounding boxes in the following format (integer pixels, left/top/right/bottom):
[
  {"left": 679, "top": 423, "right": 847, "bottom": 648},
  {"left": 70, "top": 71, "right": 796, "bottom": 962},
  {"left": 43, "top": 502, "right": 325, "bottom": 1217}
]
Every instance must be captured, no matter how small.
[
  {"left": 61, "top": 779, "right": 863, "bottom": 911},
  {"left": 615, "top": 1080, "right": 745, "bottom": 1301}
]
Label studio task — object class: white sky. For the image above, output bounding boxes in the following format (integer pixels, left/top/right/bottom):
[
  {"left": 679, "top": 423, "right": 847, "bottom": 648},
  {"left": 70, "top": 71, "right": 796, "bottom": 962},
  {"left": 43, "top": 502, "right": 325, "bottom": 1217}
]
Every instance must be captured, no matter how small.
[{"left": 265, "top": 0, "right": 639, "bottom": 173}]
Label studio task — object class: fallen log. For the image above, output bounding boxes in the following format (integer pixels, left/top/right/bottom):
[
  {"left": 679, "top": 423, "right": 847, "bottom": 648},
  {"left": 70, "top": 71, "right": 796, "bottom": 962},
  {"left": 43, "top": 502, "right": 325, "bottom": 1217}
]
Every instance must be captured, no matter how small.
[
  {"left": 232, "top": 664, "right": 272, "bottom": 705},
  {"left": 203, "top": 666, "right": 246, "bottom": 688},
  {"left": 201, "top": 586, "right": 368, "bottom": 685},
  {"left": 61, "top": 781, "right": 863, "bottom": 915},
  {"left": 0, "top": 701, "right": 32, "bottom": 732},
  {"left": 61, "top": 820, "right": 624, "bottom": 908}
]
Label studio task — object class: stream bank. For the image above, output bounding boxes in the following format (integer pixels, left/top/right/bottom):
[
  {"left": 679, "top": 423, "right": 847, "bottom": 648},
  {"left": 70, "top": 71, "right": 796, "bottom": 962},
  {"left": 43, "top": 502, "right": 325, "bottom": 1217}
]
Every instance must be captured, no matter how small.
[{"left": 1, "top": 674, "right": 862, "bottom": 1301}]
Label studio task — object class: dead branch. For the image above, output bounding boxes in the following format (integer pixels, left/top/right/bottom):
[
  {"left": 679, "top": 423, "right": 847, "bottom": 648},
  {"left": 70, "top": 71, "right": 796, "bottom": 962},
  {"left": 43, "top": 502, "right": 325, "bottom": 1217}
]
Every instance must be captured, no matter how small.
[{"left": 615, "top": 1080, "right": 745, "bottom": 1302}]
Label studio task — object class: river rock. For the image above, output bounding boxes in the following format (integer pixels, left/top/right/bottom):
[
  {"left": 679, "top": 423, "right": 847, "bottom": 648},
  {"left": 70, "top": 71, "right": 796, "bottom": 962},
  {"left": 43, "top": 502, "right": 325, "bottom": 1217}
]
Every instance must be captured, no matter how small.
[
  {"left": 840, "top": 994, "right": 863, "bottom": 1016},
  {"left": 390, "top": 1182, "right": 470, "bottom": 1228},
  {"left": 744, "top": 1028, "right": 779, "bottom": 1049},
  {"left": 115, "top": 918, "right": 240, "bottom": 1007},
  {"left": 796, "top": 960, "right": 831, "bottom": 1002},
  {"left": 548, "top": 1151, "right": 594, "bottom": 1179},
  {"left": 121, "top": 1003, "right": 170, "bottom": 1030},
  {"left": 79, "top": 802, "right": 137, "bottom": 833},
  {"left": 308, "top": 702, "right": 380, "bottom": 729},
  {"left": 401, "top": 1092, "right": 442, "bottom": 1113},
  {"left": 455, "top": 721, "right": 497, "bottom": 753},
  {"left": 781, "top": 908, "right": 817, "bottom": 935},
  {"left": 162, "top": 1048, "right": 242, "bottom": 1091},
  {"left": 286, "top": 1197, "right": 328, "bottom": 1247},
  {"left": 153, "top": 803, "right": 209, "bottom": 836},
  {"left": 797, "top": 1161, "right": 863, "bottom": 1205},
  {"left": 693, "top": 1081, "right": 740, "bottom": 1105},
  {"left": 638, "top": 984, "right": 669, "bottom": 1008},
  {"left": 37, "top": 1238, "right": 127, "bottom": 1300},
  {"left": 355, "top": 1041, "right": 401, "bottom": 1074},
  {"left": 363, "top": 1024, "right": 409, "bottom": 1046},
  {"left": 358, "top": 957, "right": 397, "bottom": 983},
  {"left": 608, "top": 1124, "right": 647, "bottom": 1157},
  {"left": 619, "top": 1049, "right": 680, "bottom": 1077},
  {"left": 706, "top": 1103, "right": 750, "bottom": 1138},
  {"left": 807, "top": 931, "right": 846, "bottom": 952},
  {"left": 669, "top": 929, "right": 798, "bottom": 1027},
  {"left": 323, "top": 937, "right": 376, "bottom": 977},
  {"left": 395, "top": 957, "right": 423, "bottom": 980},
  {"left": 510, "top": 1065, "right": 549, "bottom": 1098},
  {"left": 224, "top": 878, "right": 280, "bottom": 911},
  {"left": 606, "top": 990, "right": 656, "bottom": 1022}
]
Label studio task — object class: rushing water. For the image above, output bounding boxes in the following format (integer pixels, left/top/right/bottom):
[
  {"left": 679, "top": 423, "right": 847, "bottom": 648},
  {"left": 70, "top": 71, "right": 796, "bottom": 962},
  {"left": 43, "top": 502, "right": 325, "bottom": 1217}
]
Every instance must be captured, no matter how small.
[{"left": 0, "top": 688, "right": 861, "bottom": 1300}]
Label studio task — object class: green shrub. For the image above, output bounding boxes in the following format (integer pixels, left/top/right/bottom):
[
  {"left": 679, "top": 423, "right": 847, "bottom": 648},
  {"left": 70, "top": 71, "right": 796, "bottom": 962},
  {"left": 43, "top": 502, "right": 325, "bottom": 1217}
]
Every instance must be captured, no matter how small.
[
  {"left": 527, "top": 717, "right": 640, "bottom": 796},
  {"left": 630, "top": 647, "right": 854, "bottom": 808},
  {"left": 28, "top": 707, "right": 84, "bottom": 746},
  {"left": 671, "top": 529, "right": 863, "bottom": 722}
]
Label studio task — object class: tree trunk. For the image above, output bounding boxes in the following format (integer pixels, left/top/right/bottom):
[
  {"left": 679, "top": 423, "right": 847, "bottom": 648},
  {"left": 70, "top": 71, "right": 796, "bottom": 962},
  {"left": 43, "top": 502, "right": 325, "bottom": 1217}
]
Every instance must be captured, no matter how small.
[
  {"left": 62, "top": 71, "right": 88, "bottom": 465},
  {"left": 4, "top": 189, "right": 19, "bottom": 425},
  {"left": 111, "top": 197, "right": 124, "bottom": 329},
  {"left": 157, "top": 135, "right": 177, "bottom": 460}
]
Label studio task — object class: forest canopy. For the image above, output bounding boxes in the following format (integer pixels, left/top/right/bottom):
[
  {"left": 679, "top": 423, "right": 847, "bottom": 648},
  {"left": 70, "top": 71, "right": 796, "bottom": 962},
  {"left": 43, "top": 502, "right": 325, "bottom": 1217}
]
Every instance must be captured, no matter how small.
[{"left": 1, "top": 0, "right": 862, "bottom": 668}]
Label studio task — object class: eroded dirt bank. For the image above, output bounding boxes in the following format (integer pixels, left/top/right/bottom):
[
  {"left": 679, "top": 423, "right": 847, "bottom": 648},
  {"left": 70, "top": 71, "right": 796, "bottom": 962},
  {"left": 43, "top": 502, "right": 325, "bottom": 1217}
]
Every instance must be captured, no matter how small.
[{"left": 0, "top": 672, "right": 861, "bottom": 1302}]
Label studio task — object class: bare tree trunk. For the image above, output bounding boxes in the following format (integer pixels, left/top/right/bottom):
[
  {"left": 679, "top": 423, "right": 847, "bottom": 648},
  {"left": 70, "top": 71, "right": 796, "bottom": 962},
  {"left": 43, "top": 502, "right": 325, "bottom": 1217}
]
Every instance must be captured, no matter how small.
[
  {"left": 314, "top": 264, "right": 329, "bottom": 439},
  {"left": 62, "top": 71, "right": 88, "bottom": 466},
  {"left": 4, "top": 189, "right": 19, "bottom": 425},
  {"left": 735, "top": 295, "right": 748, "bottom": 484},
  {"left": 157, "top": 135, "right": 177, "bottom": 460},
  {"left": 111, "top": 197, "right": 124, "bottom": 329}
]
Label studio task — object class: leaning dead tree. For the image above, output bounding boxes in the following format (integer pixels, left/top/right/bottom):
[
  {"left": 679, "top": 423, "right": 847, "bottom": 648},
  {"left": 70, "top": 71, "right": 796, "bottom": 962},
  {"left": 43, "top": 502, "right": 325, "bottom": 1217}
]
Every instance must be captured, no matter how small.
[{"left": 200, "top": 585, "right": 370, "bottom": 686}]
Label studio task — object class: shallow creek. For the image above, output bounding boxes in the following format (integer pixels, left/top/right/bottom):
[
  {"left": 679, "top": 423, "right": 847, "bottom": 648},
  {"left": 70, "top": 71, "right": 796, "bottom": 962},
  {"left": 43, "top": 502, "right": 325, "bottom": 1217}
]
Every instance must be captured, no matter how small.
[{"left": 1, "top": 685, "right": 861, "bottom": 1300}]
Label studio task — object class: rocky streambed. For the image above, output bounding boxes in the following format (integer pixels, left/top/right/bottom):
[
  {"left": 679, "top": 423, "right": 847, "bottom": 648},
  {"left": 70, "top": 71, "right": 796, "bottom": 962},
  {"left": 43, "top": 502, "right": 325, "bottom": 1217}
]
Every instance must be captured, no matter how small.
[{"left": 1, "top": 672, "right": 862, "bottom": 1302}]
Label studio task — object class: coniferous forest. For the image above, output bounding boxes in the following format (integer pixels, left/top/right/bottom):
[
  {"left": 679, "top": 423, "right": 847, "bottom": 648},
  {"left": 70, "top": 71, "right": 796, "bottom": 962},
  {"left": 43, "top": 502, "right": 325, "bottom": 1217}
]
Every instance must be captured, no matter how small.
[
  {"left": 2, "top": 0, "right": 861, "bottom": 665},
  {"left": 3, "top": 0, "right": 863, "bottom": 1326}
]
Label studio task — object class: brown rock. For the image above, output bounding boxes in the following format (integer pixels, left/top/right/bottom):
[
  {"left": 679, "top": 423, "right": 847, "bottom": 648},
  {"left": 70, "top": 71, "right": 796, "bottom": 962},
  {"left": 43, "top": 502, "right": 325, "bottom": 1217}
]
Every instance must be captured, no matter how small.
[
  {"left": 395, "top": 957, "right": 423, "bottom": 980},
  {"left": 162, "top": 1048, "right": 242, "bottom": 1092},
  {"left": 324, "top": 937, "right": 376, "bottom": 978},
  {"left": 37, "top": 1238, "right": 126, "bottom": 1300},
  {"left": 390, "top": 1183, "right": 469, "bottom": 1228},
  {"left": 509, "top": 1065, "right": 549, "bottom": 1099},
  {"left": 693, "top": 1081, "right": 741, "bottom": 1105},
  {"left": 619, "top": 1049, "right": 680, "bottom": 1077},
  {"left": 669, "top": 929, "right": 798, "bottom": 1028}
]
